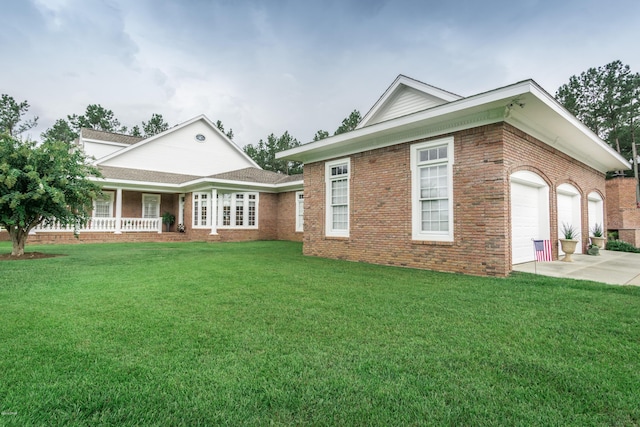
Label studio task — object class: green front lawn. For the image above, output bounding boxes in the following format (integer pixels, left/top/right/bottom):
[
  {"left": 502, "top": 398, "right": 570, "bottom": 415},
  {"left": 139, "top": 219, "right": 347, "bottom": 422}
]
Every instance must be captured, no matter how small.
[{"left": 1, "top": 241, "right": 639, "bottom": 426}]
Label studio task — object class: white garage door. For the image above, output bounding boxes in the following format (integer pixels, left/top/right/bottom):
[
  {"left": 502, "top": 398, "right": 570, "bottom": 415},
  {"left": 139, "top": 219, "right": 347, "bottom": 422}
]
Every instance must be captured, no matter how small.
[
  {"left": 557, "top": 184, "right": 582, "bottom": 255},
  {"left": 510, "top": 171, "right": 550, "bottom": 264}
]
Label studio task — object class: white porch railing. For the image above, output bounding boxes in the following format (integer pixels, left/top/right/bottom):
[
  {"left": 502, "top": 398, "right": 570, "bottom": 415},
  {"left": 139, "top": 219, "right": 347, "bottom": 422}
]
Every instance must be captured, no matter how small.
[{"left": 33, "top": 217, "right": 162, "bottom": 233}]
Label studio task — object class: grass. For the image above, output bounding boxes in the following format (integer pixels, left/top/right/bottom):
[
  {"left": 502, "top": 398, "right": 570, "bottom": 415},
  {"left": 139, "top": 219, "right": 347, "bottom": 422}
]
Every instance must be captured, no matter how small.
[{"left": 0, "top": 240, "right": 639, "bottom": 426}]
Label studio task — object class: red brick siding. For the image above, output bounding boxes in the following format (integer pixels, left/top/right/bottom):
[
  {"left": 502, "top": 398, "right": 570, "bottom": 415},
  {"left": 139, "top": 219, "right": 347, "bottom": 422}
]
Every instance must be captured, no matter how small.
[
  {"left": 606, "top": 177, "right": 640, "bottom": 245},
  {"left": 302, "top": 123, "right": 606, "bottom": 277},
  {"left": 276, "top": 191, "right": 303, "bottom": 242}
]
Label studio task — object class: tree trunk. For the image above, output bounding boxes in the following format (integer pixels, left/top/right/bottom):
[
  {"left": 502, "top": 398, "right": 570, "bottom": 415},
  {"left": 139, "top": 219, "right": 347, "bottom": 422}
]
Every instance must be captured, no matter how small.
[{"left": 9, "top": 228, "right": 28, "bottom": 257}]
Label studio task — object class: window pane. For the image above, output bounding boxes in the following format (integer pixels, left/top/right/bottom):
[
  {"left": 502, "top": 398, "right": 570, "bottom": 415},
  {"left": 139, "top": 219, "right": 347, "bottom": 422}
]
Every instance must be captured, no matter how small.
[
  {"left": 248, "top": 200, "right": 256, "bottom": 226},
  {"left": 331, "top": 164, "right": 348, "bottom": 176},
  {"left": 331, "top": 179, "right": 348, "bottom": 205},
  {"left": 236, "top": 200, "right": 244, "bottom": 226},
  {"left": 143, "top": 195, "right": 159, "bottom": 218},
  {"left": 419, "top": 145, "right": 448, "bottom": 163},
  {"left": 94, "top": 201, "right": 111, "bottom": 217},
  {"left": 421, "top": 199, "right": 449, "bottom": 232},
  {"left": 332, "top": 205, "right": 348, "bottom": 230}
]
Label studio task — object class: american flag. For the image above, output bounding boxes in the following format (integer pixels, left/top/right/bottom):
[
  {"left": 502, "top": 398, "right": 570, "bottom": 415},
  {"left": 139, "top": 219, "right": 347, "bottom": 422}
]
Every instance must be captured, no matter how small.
[{"left": 533, "top": 239, "right": 552, "bottom": 262}]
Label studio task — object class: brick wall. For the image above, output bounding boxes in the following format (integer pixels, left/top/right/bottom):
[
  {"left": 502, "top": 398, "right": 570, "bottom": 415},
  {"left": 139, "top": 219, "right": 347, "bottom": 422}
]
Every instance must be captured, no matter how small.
[
  {"left": 606, "top": 177, "right": 640, "bottom": 245},
  {"left": 503, "top": 124, "right": 606, "bottom": 259},
  {"left": 276, "top": 190, "right": 303, "bottom": 242},
  {"left": 302, "top": 123, "right": 606, "bottom": 277}
]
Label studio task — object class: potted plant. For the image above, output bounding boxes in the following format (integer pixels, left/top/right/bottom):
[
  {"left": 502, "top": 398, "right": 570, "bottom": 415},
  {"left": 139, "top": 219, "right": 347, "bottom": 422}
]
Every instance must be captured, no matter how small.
[
  {"left": 162, "top": 212, "right": 175, "bottom": 232},
  {"left": 559, "top": 222, "right": 580, "bottom": 262},
  {"left": 587, "top": 243, "right": 600, "bottom": 255},
  {"left": 590, "top": 223, "right": 605, "bottom": 249}
]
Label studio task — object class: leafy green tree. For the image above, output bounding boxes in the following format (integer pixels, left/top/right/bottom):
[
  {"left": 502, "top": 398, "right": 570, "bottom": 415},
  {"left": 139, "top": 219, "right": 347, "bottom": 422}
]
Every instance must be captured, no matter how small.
[
  {"left": 556, "top": 60, "right": 639, "bottom": 160},
  {"left": 0, "top": 94, "right": 38, "bottom": 137},
  {"left": 41, "top": 118, "right": 77, "bottom": 143},
  {"left": 215, "top": 120, "right": 234, "bottom": 140},
  {"left": 313, "top": 130, "right": 330, "bottom": 141},
  {"left": 142, "top": 113, "right": 169, "bottom": 137},
  {"left": 334, "top": 110, "right": 361, "bottom": 135},
  {"left": 244, "top": 131, "right": 302, "bottom": 174},
  {"left": 129, "top": 125, "right": 142, "bottom": 137},
  {"left": 68, "top": 104, "right": 126, "bottom": 134},
  {"left": 0, "top": 133, "right": 102, "bottom": 256}
]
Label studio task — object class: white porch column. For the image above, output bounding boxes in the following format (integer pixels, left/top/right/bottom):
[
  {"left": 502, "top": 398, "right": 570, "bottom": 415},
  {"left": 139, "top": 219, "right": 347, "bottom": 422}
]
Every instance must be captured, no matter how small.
[
  {"left": 114, "top": 188, "right": 123, "bottom": 234},
  {"left": 210, "top": 189, "right": 218, "bottom": 235}
]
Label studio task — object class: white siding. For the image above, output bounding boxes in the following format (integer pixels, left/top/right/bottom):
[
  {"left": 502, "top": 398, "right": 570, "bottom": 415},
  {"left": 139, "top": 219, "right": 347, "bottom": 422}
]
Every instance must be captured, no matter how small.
[
  {"left": 367, "top": 87, "right": 448, "bottom": 125},
  {"left": 99, "top": 120, "right": 255, "bottom": 176},
  {"left": 83, "top": 141, "right": 127, "bottom": 160}
]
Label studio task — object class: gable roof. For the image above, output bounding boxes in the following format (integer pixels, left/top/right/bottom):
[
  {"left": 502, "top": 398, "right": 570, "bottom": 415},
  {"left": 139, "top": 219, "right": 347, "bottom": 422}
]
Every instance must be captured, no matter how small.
[
  {"left": 80, "top": 128, "right": 145, "bottom": 145},
  {"left": 96, "top": 165, "right": 302, "bottom": 193},
  {"left": 278, "top": 78, "right": 630, "bottom": 173},
  {"left": 357, "top": 74, "right": 463, "bottom": 129},
  {"left": 95, "top": 114, "right": 261, "bottom": 176},
  {"left": 208, "top": 167, "right": 302, "bottom": 185},
  {"left": 98, "top": 114, "right": 260, "bottom": 172},
  {"left": 98, "top": 166, "right": 201, "bottom": 184}
]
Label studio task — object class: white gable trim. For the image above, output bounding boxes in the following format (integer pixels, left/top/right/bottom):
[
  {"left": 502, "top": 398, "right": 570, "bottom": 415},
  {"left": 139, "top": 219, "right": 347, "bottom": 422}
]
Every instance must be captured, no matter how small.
[
  {"left": 94, "top": 114, "right": 260, "bottom": 169},
  {"left": 358, "top": 74, "right": 462, "bottom": 129}
]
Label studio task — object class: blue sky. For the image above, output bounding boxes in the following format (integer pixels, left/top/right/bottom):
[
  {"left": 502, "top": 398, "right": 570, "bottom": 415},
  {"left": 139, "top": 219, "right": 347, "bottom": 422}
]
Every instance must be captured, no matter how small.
[{"left": 1, "top": 0, "right": 639, "bottom": 147}]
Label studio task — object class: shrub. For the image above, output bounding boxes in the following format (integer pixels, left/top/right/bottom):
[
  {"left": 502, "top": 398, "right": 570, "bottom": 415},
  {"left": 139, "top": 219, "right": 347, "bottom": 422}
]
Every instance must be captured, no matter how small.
[{"left": 606, "top": 240, "right": 640, "bottom": 253}]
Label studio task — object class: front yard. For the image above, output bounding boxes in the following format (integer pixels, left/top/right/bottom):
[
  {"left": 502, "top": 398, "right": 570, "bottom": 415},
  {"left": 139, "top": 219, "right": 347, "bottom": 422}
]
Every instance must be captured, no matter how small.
[{"left": 0, "top": 241, "right": 639, "bottom": 425}]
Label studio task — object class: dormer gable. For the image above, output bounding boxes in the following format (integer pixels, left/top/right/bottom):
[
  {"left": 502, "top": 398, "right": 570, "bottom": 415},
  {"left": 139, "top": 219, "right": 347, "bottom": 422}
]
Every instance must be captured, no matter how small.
[
  {"left": 96, "top": 115, "right": 260, "bottom": 176},
  {"left": 358, "top": 75, "right": 463, "bottom": 128}
]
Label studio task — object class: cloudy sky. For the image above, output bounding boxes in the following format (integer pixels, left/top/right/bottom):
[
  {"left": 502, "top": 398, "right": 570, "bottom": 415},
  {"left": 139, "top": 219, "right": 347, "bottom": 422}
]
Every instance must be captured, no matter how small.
[{"left": 1, "top": 0, "right": 639, "bottom": 147}]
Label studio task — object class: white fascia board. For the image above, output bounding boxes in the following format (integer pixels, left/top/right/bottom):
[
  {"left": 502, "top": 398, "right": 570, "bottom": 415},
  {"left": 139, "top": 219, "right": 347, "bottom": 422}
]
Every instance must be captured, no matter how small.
[
  {"left": 83, "top": 139, "right": 130, "bottom": 148},
  {"left": 279, "top": 81, "right": 533, "bottom": 163},
  {"left": 92, "top": 175, "right": 301, "bottom": 194},
  {"left": 90, "top": 177, "right": 182, "bottom": 193}
]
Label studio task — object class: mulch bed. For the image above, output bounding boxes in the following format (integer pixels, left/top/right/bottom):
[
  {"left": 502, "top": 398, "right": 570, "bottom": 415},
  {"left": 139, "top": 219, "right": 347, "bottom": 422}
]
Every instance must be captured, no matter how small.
[{"left": 0, "top": 252, "right": 63, "bottom": 261}]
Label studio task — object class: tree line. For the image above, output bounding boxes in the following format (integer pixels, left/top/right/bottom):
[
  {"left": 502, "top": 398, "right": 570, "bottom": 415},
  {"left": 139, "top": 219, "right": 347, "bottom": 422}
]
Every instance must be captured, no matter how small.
[
  {"left": 0, "top": 92, "right": 362, "bottom": 176},
  {"left": 2, "top": 60, "right": 638, "bottom": 257}
]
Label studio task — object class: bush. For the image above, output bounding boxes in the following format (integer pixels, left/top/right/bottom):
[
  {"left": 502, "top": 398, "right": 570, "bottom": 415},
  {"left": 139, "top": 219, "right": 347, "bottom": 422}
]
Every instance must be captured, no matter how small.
[{"left": 606, "top": 240, "right": 640, "bottom": 253}]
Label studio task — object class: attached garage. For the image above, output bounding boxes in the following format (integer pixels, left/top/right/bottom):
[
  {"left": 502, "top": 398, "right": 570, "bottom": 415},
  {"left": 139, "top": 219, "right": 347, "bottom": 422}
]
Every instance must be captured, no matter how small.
[
  {"left": 510, "top": 171, "right": 550, "bottom": 264},
  {"left": 557, "top": 183, "right": 582, "bottom": 255}
]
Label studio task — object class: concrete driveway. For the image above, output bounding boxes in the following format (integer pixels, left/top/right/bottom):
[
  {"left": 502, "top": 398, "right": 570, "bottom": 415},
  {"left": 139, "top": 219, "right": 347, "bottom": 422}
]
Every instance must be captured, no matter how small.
[{"left": 512, "top": 250, "right": 640, "bottom": 286}]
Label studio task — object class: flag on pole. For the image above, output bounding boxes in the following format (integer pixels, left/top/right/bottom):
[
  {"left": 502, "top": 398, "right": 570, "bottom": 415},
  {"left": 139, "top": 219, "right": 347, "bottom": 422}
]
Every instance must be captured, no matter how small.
[{"left": 533, "top": 239, "right": 552, "bottom": 262}]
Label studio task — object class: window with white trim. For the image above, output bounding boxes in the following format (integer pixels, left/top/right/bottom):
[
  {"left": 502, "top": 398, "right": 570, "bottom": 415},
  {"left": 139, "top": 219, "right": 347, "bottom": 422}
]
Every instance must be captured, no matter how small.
[
  {"left": 411, "top": 138, "right": 454, "bottom": 241},
  {"left": 192, "top": 192, "right": 210, "bottom": 228},
  {"left": 94, "top": 191, "right": 114, "bottom": 217},
  {"left": 142, "top": 194, "right": 161, "bottom": 219},
  {"left": 217, "top": 192, "right": 258, "bottom": 228},
  {"left": 295, "top": 191, "right": 304, "bottom": 232},
  {"left": 325, "top": 158, "right": 350, "bottom": 237}
]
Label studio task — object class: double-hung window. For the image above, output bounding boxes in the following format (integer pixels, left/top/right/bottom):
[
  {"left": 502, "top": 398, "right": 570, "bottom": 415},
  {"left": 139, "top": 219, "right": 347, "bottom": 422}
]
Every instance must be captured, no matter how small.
[
  {"left": 94, "top": 191, "right": 114, "bottom": 218},
  {"left": 295, "top": 191, "right": 304, "bottom": 232},
  {"left": 411, "top": 137, "right": 454, "bottom": 242},
  {"left": 142, "top": 194, "right": 160, "bottom": 219},
  {"left": 325, "top": 158, "right": 350, "bottom": 237},
  {"left": 217, "top": 192, "right": 258, "bottom": 228},
  {"left": 193, "top": 192, "right": 210, "bottom": 228}
]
